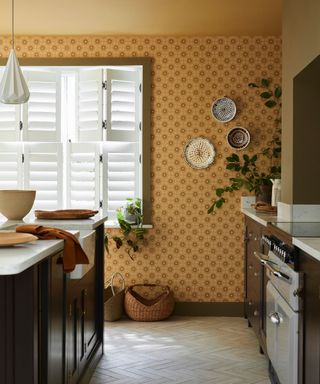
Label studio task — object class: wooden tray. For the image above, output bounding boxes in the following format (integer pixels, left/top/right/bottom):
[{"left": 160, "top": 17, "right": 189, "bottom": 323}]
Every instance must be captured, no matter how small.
[
  {"left": 251, "top": 202, "right": 277, "bottom": 214},
  {"left": 0, "top": 232, "right": 38, "bottom": 247},
  {"left": 34, "top": 209, "right": 99, "bottom": 220}
]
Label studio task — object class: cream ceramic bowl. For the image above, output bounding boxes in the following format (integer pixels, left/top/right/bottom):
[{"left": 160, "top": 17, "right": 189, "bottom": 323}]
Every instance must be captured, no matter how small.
[{"left": 0, "top": 190, "right": 36, "bottom": 220}]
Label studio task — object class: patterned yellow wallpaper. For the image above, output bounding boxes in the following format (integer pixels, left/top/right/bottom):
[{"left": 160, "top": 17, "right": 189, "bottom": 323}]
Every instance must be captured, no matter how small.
[{"left": 0, "top": 35, "right": 281, "bottom": 302}]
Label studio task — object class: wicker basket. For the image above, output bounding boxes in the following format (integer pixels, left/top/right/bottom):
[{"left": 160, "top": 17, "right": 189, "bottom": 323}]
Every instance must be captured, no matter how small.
[
  {"left": 104, "top": 272, "right": 125, "bottom": 322},
  {"left": 124, "top": 284, "right": 175, "bottom": 321}
]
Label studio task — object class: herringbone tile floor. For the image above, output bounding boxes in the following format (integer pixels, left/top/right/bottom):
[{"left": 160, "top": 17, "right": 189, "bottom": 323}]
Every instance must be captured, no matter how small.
[{"left": 90, "top": 317, "right": 270, "bottom": 384}]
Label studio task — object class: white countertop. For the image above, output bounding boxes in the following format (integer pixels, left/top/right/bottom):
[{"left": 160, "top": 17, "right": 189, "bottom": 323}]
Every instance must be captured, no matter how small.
[
  {"left": 241, "top": 208, "right": 282, "bottom": 226},
  {"left": 293, "top": 237, "right": 320, "bottom": 262},
  {"left": 0, "top": 212, "right": 108, "bottom": 231},
  {"left": 0, "top": 237, "right": 64, "bottom": 275}
]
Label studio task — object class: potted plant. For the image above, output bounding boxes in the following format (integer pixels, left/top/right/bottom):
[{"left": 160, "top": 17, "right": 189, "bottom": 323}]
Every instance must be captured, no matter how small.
[
  {"left": 208, "top": 78, "right": 281, "bottom": 213},
  {"left": 105, "top": 198, "right": 147, "bottom": 260}
]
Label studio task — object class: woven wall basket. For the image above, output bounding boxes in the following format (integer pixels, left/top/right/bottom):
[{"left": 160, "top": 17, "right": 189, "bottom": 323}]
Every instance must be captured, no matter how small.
[{"left": 124, "top": 284, "right": 175, "bottom": 321}]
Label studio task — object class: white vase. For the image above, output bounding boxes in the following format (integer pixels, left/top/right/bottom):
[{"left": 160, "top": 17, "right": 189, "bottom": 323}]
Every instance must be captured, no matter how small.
[{"left": 271, "top": 179, "right": 281, "bottom": 207}]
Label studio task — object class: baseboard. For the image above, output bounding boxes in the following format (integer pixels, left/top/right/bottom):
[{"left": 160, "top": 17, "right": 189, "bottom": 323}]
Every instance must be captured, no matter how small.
[{"left": 173, "top": 302, "right": 244, "bottom": 317}]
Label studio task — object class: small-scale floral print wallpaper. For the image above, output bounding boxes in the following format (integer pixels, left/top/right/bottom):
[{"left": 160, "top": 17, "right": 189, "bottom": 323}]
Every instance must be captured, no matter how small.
[{"left": 1, "top": 35, "right": 281, "bottom": 302}]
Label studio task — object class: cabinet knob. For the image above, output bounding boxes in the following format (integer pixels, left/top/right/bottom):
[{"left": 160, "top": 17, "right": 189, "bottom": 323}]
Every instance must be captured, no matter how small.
[
  {"left": 254, "top": 271, "right": 259, "bottom": 277},
  {"left": 248, "top": 264, "right": 253, "bottom": 270},
  {"left": 254, "top": 310, "right": 259, "bottom": 317},
  {"left": 293, "top": 288, "right": 303, "bottom": 297},
  {"left": 248, "top": 301, "right": 253, "bottom": 306}
]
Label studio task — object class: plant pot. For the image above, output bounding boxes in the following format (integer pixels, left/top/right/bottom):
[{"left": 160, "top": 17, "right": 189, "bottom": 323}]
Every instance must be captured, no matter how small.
[{"left": 255, "top": 184, "right": 272, "bottom": 204}]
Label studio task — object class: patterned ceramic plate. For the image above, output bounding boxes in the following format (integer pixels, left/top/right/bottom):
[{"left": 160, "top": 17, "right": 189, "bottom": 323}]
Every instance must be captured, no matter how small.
[
  {"left": 211, "top": 97, "right": 236, "bottom": 122},
  {"left": 184, "top": 137, "right": 215, "bottom": 169},
  {"left": 227, "top": 127, "right": 250, "bottom": 150}
]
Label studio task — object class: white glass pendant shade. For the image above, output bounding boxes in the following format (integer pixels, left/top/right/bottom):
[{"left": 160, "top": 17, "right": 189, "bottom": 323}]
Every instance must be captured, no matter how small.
[{"left": 0, "top": 49, "right": 29, "bottom": 104}]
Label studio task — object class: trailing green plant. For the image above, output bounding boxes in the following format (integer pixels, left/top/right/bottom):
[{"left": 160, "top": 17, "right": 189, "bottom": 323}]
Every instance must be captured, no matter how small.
[
  {"left": 105, "top": 198, "right": 147, "bottom": 260},
  {"left": 208, "top": 78, "right": 281, "bottom": 213}
]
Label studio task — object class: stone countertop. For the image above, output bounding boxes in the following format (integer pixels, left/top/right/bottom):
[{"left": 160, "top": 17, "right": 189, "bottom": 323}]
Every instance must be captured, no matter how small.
[
  {"left": 293, "top": 237, "right": 320, "bottom": 263},
  {"left": 241, "top": 207, "right": 287, "bottom": 227},
  {"left": 0, "top": 236, "right": 64, "bottom": 275},
  {"left": 0, "top": 212, "right": 108, "bottom": 231}
]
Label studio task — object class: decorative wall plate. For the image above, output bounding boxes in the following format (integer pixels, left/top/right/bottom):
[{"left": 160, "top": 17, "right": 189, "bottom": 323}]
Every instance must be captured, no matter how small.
[
  {"left": 211, "top": 97, "right": 236, "bottom": 122},
  {"left": 227, "top": 127, "right": 250, "bottom": 150},
  {"left": 184, "top": 137, "right": 215, "bottom": 169}
]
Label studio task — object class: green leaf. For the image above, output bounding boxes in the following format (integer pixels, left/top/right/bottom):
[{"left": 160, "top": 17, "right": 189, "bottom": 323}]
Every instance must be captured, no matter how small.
[
  {"left": 232, "top": 154, "right": 239, "bottom": 162},
  {"left": 261, "top": 78, "right": 270, "bottom": 87},
  {"left": 265, "top": 100, "right": 277, "bottom": 108},
  {"left": 243, "top": 154, "right": 250, "bottom": 162},
  {"left": 260, "top": 92, "right": 272, "bottom": 99},
  {"left": 274, "top": 86, "right": 282, "bottom": 98},
  {"left": 226, "top": 163, "right": 236, "bottom": 170},
  {"left": 226, "top": 156, "right": 236, "bottom": 162},
  {"left": 112, "top": 236, "right": 123, "bottom": 249},
  {"left": 248, "top": 82, "right": 259, "bottom": 88},
  {"left": 215, "top": 198, "right": 225, "bottom": 209},
  {"left": 207, "top": 204, "right": 215, "bottom": 214},
  {"left": 216, "top": 188, "right": 225, "bottom": 197},
  {"left": 251, "top": 154, "right": 258, "bottom": 162},
  {"left": 104, "top": 236, "right": 109, "bottom": 254}
]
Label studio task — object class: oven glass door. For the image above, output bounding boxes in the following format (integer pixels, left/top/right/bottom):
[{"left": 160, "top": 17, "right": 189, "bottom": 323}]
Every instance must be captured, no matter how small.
[{"left": 266, "top": 281, "right": 298, "bottom": 384}]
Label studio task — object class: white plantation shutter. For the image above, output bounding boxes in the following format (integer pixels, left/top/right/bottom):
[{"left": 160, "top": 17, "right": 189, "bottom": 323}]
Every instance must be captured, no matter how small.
[
  {"left": 24, "top": 143, "right": 63, "bottom": 210},
  {"left": 67, "top": 143, "right": 101, "bottom": 210},
  {"left": 102, "top": 141, "right": 139, "bottom": 219},
  {"left": 0, "top": 68, "right": 21, "bottom": 141},
  {"left": 77, "top": 69, "right": 103, "bottom": 141},
  {"left": 22, "top": 69, "right": 61, "bottom": 142},
  {"left": 105, "top": 69, "right": 141, "bottom": 142},
  {"left": 0, "top": 143, "right": 23, "bottom": 189}
]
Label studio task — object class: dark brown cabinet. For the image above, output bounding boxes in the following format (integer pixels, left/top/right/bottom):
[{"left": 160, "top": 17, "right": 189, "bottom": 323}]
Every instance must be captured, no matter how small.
[
  {"left": 0, "top": 222, "right": 105, "bottom": 384},
  {"left": 298, "top": 249, "right": 320, "bottom": 384},
  {"left": 66, "top": 268, "right": 97, "bottom": 384},
  {"left": 244, "top": 216, "right": 267, "bottom": 354}
]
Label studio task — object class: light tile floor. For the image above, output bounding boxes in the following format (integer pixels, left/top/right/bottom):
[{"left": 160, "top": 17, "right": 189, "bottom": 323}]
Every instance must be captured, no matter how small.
[{"left": 89, "top": 317, "right": 271, "bottom": 384}]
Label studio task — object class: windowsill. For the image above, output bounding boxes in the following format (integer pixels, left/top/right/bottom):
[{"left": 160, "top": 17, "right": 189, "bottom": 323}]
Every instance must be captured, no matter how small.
[{"left": 105, "top": 220, "right": 153, "bottom": 229}]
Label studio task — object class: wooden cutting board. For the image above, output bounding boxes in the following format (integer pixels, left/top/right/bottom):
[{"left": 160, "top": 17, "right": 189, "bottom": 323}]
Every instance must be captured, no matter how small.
[
  {"left": 34, "top": 209, "right": 99, "bottom": 220},
  {"left": 0, "top": 232, "right": 38, "bottom": 247}
]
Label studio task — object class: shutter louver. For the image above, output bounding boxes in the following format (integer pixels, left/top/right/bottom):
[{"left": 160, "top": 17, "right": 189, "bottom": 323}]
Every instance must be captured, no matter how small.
[
  {"left": 78, "top": 69, "right": 103, "bottom": 141},
  {"left": 106, "top": 69, "right": 140, "bottom": 142},
  {"left": 22, "top": 69, "right": 61, "bottom": 141},
  {"left": 0, "top": 69, "right": 21, "bottom": 141},
  {"left": 103, "top": 141, "right": 139, "bottom": 219},
  {"left": 24, "top": 143, "right": 63, "bottom": 210},
  {"left": 0, "top": 143, "right": 23, "bottom": 189},
  {"left": 67, "top": 143, "right": 101, "bottom": 210}
]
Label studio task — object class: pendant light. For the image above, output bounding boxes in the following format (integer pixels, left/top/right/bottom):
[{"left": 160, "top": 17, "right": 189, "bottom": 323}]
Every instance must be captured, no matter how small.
[{"left": 0, "top": 0, "right": 29, "bottom": 104}]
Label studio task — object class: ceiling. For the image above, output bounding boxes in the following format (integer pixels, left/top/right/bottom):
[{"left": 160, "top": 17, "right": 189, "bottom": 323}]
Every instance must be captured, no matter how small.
[{"left": 0, "top": 0, "right": 282, "bottom": 36}]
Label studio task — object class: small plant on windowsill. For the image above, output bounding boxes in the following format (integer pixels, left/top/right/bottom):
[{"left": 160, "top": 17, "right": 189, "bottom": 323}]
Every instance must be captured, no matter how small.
[
  {"left": 105, "top": 198, "right": 147, "bottom": 260},
  {"left": 208, "top": 78, "right": 282, "bottom": 213}
]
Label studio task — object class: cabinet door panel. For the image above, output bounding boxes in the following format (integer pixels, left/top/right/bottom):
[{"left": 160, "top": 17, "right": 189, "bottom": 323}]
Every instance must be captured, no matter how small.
[{"left": 299, "top": 250, "right": 320, "bottom": 384}]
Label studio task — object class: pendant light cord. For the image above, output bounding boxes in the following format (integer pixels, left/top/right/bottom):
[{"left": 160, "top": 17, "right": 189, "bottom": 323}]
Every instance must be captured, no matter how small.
[{"left": 11, "top": 0, "right": 14, "bottom": 49}]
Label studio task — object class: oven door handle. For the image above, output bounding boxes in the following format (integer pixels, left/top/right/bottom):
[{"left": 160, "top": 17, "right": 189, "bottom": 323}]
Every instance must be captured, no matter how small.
[
  {"left": 253, "top": 251, "right": 269, "bottom": 264},
  {"left": 265, "top": 262, "right": 292, "bottom": 283}
]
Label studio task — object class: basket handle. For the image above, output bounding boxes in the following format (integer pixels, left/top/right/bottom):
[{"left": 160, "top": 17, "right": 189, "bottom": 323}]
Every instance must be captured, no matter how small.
[
  {"left": 106, "top": 272, "right": 125, "bottom": 296},
  {"left": 129, "top": 284, "right": 170, "bottom": 294}
]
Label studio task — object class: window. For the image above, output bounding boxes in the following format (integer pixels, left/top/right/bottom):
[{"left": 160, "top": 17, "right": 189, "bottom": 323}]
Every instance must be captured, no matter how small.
[{"left": 0, "top": 59, "right": 151, "bottom": 222}]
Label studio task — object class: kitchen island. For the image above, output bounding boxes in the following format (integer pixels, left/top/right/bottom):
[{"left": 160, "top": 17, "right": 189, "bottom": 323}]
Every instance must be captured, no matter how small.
[{"left": 0, "top": 214, "right": 107, "bottom": 384}]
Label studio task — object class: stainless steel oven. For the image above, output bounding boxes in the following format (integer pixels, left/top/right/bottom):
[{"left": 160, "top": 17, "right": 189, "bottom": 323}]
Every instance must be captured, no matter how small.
[{"left": 256, "top": 233, "right": 303, "bottom": 384}]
